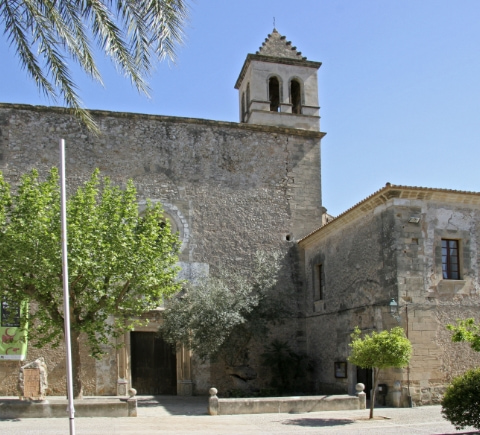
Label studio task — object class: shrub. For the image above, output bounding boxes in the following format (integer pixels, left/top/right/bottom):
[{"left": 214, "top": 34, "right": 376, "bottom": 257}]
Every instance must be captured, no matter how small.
[{"left": 441, "top": 367, "right": 480, "bottom": 430}]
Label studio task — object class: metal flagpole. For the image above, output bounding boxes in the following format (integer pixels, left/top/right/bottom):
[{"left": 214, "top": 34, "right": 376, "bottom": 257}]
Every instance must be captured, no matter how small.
[{"left": 60, "top": 139, "right": 76, "bottom": 435}]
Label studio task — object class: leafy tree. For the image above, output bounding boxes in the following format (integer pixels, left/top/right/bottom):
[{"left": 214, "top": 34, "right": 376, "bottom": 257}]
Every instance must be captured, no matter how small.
[
  {"left": 348, "top": 326, "right": 412, "bottom": 418},
  {"left": 447, "top": 318, "right": 480, "bottom": 351},
  {"left": 160, "top": 252, "right": 293, "bottom": 368},
  {"left": 0, "top": 0, "right": 190, "bottom": 131},
  {"left": 0, "top": 168, "right": 181, "bottom": 398},
  {"left": 442, "top": 318, "right": 480, "bottom": 429},
  {"left": 441, "top": 368, "right": 480, "bottom": 430}
]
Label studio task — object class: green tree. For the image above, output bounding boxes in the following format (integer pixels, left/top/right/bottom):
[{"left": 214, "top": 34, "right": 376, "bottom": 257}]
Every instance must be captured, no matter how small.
[
  {"left": 446, "top": 318, "right": 480, "bottom": 351},
  {"left": 160, "top": 252, "right": 293, "bottom": 369},
  {"left": 0, "top": 0, "right": 190, "bottom": 131},
  {"left": 442, "top": 318, "right": 480, "bottom": 428},
  {"left": 0, "top": 168, "right": 181, "bottom": 398},
  {"left": 348, "top": 326, "right": 412, "bottom": 418},
  {"left": 441, "top": 368, "right": 480, "bottom": 430}
]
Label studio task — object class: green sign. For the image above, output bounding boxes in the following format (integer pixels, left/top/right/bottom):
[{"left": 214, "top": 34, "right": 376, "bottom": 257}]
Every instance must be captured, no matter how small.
[{"left": 0, "top": 300, "right": 27, "bottom": 361}]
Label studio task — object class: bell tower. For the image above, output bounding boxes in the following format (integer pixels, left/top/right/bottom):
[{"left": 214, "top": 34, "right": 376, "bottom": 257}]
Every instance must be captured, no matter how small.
[{"left": 235, "top": 29, "right": 322, "bottom": 132}]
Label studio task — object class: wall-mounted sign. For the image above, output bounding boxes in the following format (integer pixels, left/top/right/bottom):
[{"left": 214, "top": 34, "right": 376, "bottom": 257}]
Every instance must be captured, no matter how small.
[{"left": 0, "top": 300, "right": 27, "bottom": 361}]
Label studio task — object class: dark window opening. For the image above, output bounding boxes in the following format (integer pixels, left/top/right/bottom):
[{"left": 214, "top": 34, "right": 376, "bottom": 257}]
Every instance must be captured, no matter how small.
[
  {"left": 315, "top": 264, "right": 324, "bottom": 300},
  {"left": 269, "top": 77, "right": 280, "bottom": 112},
  {"left": 291, "top": 79, "right": 301, "bottom": 114},
  {"left": 246, "top": 83, "right": 250, "bottom": 107},
  {"left": 241, "top": 92, "right": 246, "bottom": 122},
  {"left": 442, "top": 239, "right": 460, "bottom": 279}
]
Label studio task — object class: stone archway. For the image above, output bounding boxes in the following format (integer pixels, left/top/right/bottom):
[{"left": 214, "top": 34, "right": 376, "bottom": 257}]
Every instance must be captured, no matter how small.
[{"left": 116, "top": 313, "right": 193, "bottom": 396}]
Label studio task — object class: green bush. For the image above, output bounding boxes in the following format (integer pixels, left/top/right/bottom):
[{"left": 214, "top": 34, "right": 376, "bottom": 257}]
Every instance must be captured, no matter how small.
[{"left": 441, "top": 367, "right": 480, "bottom": 430}]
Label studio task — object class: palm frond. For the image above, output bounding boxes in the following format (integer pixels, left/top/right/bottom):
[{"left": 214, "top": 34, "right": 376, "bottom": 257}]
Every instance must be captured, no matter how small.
[{"left": 0, "top": 0, "right": 190, "bottom": 131}]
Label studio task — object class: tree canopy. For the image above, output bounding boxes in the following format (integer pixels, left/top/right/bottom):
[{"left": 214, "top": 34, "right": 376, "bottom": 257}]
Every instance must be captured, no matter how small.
[
  {"left": 0, "top": 168, "right": 181, "bottom": 397},
  {"left": 348, "top": 326, "right": 412, "bottom": 418},
  {"left": 442, "top": 367, "right": 480, "bottom": 430},
  {"left": 160, "top": 252, "right": 293, "bottom": 368},
  {"left": 0, "top": 0, "right": 190, "bottom": 131},
  {"left": 447, "top": 318, "right": 480, "bottom": 352}
]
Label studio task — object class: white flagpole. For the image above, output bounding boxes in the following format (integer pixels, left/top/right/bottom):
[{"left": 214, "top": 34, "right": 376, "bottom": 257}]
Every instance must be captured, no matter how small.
[{"left": 60, "top": 139, "right": 76, "bottom": 435}]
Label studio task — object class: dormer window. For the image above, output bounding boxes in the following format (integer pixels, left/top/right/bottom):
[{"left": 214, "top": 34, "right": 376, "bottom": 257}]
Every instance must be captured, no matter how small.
[
  {"left": 290, "top": 79, "right": 302, "bottom": 114},
  {"left": 269, "top": 77, "right": 280, "bottom": 112}
]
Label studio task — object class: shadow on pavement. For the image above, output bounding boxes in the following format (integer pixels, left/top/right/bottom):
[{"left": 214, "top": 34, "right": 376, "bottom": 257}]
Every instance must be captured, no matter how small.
[
  {"left": 136, "top": 395, "right": 208, "bottom": 416},
  {"left": 281, "top": 417, "right": 355, "bottom": 427}
]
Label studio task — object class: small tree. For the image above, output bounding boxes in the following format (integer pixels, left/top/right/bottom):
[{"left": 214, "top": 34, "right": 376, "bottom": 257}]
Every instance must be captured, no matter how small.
[
  {"left": 160, "top": 252, "right": 293, "bottom": 368},
  {"left": 442, "top": 318, "right": 480, "bottom": 428},
  {"left": 0, "top": 168, "right": 181, "bottom": 398},
  {"left": 348, "top": 326, "right": 412, "bottom": 418},
  {"left": 441, "top": 368, "right": 480, "bottom": 430}
]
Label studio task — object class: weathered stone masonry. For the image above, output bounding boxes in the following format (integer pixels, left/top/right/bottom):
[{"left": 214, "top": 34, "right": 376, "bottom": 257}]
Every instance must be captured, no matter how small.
[
  {"left": 299, "top": 187, "right": 480, "bottom": 405},
  {"left": 0, "top": 102, "right": 324, "bottom": 395}
]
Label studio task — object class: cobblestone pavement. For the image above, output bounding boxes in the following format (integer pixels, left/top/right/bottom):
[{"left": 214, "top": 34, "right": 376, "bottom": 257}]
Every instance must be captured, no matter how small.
[{"left": 0, "top": 396, "right": 478, "bottom": 435}]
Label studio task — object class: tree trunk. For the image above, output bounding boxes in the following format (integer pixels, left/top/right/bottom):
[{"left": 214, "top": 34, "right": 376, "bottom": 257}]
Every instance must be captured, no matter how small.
[
  {"left": 369, "top": 367, "right": 380, "bottom": 419},
  {"left": 70, "top": 329, "right": 83, "bottom": 399}
]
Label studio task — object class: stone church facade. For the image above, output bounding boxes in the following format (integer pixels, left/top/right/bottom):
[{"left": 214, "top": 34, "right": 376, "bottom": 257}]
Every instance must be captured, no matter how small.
[
  {"left": 0, "top": 30, "right": 325, "bottom": 397},
  {"left": 0, "top": 30, "right": 479, "bottom": 404}
]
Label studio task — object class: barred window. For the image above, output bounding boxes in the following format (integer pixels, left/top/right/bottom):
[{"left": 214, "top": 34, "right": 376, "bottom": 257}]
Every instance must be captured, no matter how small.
[{"left": 442, "top": 239, "right": 460, "bottom": 279}]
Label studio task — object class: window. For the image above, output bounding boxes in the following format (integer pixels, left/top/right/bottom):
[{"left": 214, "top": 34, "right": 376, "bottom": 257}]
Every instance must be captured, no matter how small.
[
  {"left": 269, "top": 77, "right": 280, "bottom": 112},
  {"left": 290, "top": 79, "right": 301, "bottom": 114},
  {"left": 442, "top": 239, "right": 460, "bottom": 279},
  {"left": 314, "top": 264, "right": 324, "bottom": 300},
  {"left": 241, "top": 92, "right": 246, "bottom": 122}
]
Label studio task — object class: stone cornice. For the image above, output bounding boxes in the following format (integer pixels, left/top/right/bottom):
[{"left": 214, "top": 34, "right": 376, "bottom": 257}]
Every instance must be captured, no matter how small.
[
  {"left": 0, "top": 102, "right": 326, "bottom": 139},
  {"left": 234, "top": 54, "right": 322, "bottom": 90},
  {"left": 298, "top": 184, "right": 480, "bottom": 248}
]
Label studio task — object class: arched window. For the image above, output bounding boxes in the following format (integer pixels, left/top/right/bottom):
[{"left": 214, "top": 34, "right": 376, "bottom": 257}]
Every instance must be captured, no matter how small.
[
  {"left": 246, "top": 83, "right": 250, "bottom": 108},
  {"left": 269, "top": 77, "right": 280, "bottom": 112},
  {"left": 290, "top": 79, "right": 302, "bottom": 114}
]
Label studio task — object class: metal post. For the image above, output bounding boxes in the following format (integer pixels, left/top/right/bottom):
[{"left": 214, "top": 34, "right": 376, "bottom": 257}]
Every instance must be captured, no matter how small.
[{"left": 60, "top": 139, "right": 76, "bottom": 434}]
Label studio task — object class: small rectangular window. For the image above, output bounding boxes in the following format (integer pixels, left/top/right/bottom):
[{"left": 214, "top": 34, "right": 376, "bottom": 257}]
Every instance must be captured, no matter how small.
[
  {"left": 314, "top": 264, "right": 324, "bottom": 300},
  {"left": 442, "top": 239, "right": 460, "bottom": 280}
]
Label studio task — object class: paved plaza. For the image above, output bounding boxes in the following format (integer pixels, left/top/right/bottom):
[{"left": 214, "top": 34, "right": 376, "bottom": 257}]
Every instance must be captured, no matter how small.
[{"left": 0, "top": 396, "right": 478, "bottom": 435}]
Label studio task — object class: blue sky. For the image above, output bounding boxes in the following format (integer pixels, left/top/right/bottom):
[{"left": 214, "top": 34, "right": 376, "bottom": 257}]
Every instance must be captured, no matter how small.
[{"left": 1, "top": 1, "right": 479, "bottom": 216}]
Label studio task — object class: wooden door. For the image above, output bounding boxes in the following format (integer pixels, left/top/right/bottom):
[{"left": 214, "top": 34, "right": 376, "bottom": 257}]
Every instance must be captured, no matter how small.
[
  {"left": 356, "top": 367, "right": 373, "bottom": 399},
  {"left": 130, "top": 332, "right": 177, "bottom": 395}
]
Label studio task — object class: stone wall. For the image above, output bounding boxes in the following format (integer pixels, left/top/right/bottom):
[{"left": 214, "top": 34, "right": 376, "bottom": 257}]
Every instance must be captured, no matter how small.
[
  {"left": 303, "top": 208, "right": 398, "bottom": 395},
  {"left": 0, "top": 103, "right": 323, "bottom": 395}
]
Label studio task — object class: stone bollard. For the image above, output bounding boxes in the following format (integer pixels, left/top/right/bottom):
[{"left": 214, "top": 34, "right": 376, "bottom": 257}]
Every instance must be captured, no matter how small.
[
  {"left": 355, "top": 383, "right": 366, "bottom": 410},
  {"left": 208, "top": 387, "right": 219, "bottom": 416},
  {"left": 127, "top": 388, "right": 137, "bottom": 417}
]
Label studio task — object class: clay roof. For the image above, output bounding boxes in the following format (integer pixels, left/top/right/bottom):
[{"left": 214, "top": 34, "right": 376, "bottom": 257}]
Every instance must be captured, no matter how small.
[
  {"left": 256, "top": 29, "right": 307, "bottom": 60},
  {"left": 298, "top": 183, "right": 480, "bottom": 247}
]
